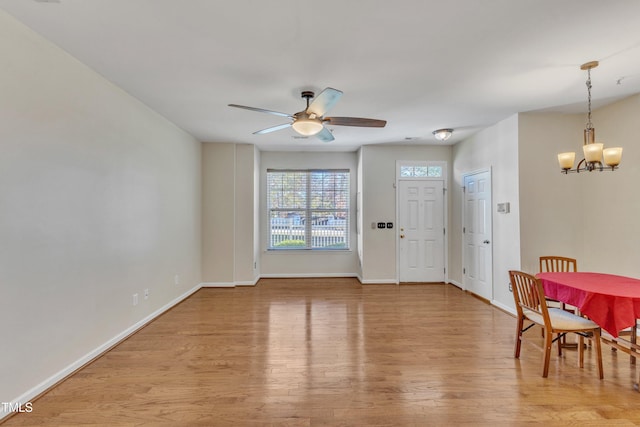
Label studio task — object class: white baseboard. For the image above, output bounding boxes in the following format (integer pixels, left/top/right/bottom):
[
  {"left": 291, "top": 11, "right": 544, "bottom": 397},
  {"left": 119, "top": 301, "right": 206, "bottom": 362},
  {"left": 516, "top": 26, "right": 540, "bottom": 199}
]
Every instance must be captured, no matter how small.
[
  {"left": 492, "top": 300, "right": 516, "bottom": 316},
  {"left": 201, "top": 277, "right": 259, "bottom": 288},
  {"left": 259, "top": 273, "right": 358, "bottom": 279},
  {"left": 448, "top": 279, "right": 464, "bottom": 289},
  {"left": 200, "top": 282, "right": 236, "bottom": 288},
  {"left": 1, "top": 283, "right": 201, "bottom": 421},
  {"left": 359, "top": 279, "right": 398, "bottom": 284},
  {"left": 236, "top": 279, "right": 258, "bottom": 287}
]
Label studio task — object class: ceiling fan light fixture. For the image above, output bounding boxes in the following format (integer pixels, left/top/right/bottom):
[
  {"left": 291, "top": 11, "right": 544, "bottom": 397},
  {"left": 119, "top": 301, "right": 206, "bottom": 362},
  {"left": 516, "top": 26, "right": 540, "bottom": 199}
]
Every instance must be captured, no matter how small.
[
  {"left": 432, "top": 128, "right": 453, "bottom": 141},
  {"left": 292, "top": 118, "right": 323, "bottom": 136}
]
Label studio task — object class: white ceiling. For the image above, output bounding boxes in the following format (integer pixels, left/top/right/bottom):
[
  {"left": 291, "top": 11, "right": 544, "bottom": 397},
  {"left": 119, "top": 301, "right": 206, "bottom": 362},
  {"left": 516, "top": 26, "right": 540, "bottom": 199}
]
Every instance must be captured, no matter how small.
[{"left": 2, "top": 0, "right": 640, "bottom": 151}]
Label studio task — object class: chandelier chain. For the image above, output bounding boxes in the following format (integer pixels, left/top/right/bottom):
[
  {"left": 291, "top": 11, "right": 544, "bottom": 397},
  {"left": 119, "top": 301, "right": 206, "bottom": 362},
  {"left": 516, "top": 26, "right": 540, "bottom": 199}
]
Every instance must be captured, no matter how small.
[{"left": 586, "top": 68, "right": 593, "bottom": 129}]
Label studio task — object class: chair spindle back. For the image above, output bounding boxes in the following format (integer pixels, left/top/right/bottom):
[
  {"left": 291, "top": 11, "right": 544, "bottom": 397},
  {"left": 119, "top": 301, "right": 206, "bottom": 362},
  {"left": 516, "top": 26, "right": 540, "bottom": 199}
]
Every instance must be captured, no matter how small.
[{"left": 539, "top": 256, "right": 577, "bottom": 273}]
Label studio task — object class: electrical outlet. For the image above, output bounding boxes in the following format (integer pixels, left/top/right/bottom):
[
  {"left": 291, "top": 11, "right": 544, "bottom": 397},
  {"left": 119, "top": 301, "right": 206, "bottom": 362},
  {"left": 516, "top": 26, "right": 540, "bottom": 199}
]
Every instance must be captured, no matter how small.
[
  {"left": 508, "top": 283, "right": 513, "bottom": 292},
  {"left": 174, "top": 274, "right": 180, "bottom": 286},
  {"left": 144, "top": 288, "right": 149, "bottom": 300},
  {"left": 132, "top": 293, "right": 138, "bottom": 306}
]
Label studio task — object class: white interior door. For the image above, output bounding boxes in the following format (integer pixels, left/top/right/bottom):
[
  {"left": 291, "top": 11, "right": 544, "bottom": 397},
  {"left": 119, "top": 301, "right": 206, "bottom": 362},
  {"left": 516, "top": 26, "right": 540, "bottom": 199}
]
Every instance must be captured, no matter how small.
[
  {"left": 463, "top": 171, "right": 492, "bottom": 300},
  {"left": 399, "top": 180, "right": 445, "bottom": 282}
]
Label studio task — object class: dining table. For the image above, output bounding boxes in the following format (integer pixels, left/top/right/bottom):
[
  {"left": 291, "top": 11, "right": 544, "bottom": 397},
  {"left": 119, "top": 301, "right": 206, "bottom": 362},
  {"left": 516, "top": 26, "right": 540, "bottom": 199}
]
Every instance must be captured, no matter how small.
[{"left": 536, "top": 271, "right": 640, "bottom": 390}]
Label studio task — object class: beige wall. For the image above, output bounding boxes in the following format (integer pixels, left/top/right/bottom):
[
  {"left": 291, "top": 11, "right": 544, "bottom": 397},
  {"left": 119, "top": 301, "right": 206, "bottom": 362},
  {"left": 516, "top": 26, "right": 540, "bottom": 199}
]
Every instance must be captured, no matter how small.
[
  {"left": 457, "top": 94, "right": 640, "bottom": 312},
  {"left": 356, "top": 148, "right": 364, "bottom": 278},
  {"left": 517, "top": 112, "right": 584, "bottom": 274},
  {"left": 235, "top": 144, "right": 259, "bottom": 283},
  {"left": 260, "top": 151, "right": 359, "bottom": 276},
  {"left": 202, "top": 143, "right": 235, "bottom": 283},
  {"left": 581, "top": 94, "right": 639, "bottom": 276},
  {"left": 360, "top": 145, "right": 452, "bottom": 283},
  {"left": 0, "top": 10, "right": 202, "bottom": 408},
  {"left": 254, "top": 147, "right": 261, "bottom": 277},
  {"left": 201, "top": 143, "right": 258, "bottom": 285},
  {"left": 452, "top": 115, "right": 520, "bottom": 309},
  {"left": 207, "top": 145, "right": 453, "bottom": 281},
  {"left": 518, "top": 94, "right": 640, "bottom": 278}
]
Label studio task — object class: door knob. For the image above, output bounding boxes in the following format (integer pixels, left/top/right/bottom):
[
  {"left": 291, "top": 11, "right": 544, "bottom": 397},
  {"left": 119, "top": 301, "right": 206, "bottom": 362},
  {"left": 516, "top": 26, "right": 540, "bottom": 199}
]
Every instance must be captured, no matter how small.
[
  {"left": 400, "top": 234, "right": 405, "bottom": 239},
  {"left": 483, "top": 240, "right": 490, "bottom": 244}
]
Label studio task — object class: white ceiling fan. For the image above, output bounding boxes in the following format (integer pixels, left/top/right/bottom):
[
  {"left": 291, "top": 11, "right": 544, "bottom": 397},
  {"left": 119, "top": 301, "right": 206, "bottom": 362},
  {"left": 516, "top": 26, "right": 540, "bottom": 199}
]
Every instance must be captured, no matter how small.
[{"left": 229, "top": 87, "right": 386, "bottom": 142}]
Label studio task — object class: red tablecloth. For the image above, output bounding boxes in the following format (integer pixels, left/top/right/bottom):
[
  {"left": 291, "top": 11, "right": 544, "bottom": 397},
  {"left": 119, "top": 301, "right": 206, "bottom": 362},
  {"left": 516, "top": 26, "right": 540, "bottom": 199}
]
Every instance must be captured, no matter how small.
[{"left": 537, "top": 272, "right": 640, "bottom": 337}]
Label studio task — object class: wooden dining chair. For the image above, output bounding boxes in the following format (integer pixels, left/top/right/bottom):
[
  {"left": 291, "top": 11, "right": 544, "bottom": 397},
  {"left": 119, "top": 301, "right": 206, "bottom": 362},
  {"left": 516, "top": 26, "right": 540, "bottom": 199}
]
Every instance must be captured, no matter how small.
[
  {"left": 539, "top": 256, "right": 577, "bottom": 275},
  {"left": 539, "top": 255, "right": 579, "bottom": 347},
  {"left": 539, "top": 256, "right": 577, "bottom": 310},
  {"left": 510, "top": 270, "right": 603, "bottom": 379}
]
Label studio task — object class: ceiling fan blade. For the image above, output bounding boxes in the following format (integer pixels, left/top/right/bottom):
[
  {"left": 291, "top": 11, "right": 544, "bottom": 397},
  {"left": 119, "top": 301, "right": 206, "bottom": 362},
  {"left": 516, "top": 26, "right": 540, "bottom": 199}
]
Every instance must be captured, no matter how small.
[
  {"left": 253, "top": 123, "right": 292, "bottom": 135},
  {"left": 316, "top": 126, "right": 335, "bottom": 142},
  {"left": 228, "top": 104, "right": 293, "bottom": 119},
  {"left": 306, "top": 87, "right": 343, "bottom": 117},
  {"left": 324, "top": 117, "right": 387, "bottom": 127}
]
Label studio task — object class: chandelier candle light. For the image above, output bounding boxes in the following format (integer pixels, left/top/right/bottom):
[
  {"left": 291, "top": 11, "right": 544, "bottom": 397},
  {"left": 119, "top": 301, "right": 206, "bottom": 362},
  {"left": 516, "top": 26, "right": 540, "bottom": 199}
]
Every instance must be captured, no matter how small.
[{"left": 557, "top": 61, "right": 622, "bottom": 173}]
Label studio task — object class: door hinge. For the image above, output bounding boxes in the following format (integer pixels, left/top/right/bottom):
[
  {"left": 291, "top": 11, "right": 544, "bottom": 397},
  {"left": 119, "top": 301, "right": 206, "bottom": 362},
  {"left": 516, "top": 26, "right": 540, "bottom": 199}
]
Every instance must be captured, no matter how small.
[
  {"left": 463, "top": 226, "right": 466, "bottom": 234},
  {"left": 462, "top": 186, "right": 466, "bottom": 193},
  {"left": 463, "top": 267, "right": 466, "bottom": 274},
  {"left": 443, "top": 228, "right": 446, "bottom": 235}
]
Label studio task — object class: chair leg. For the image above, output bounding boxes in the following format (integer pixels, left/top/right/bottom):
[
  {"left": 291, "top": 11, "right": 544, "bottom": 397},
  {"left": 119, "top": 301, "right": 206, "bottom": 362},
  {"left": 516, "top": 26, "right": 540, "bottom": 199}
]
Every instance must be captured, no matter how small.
[
  {"left": 631, "top": 324, "right": 637, "bottom": 365},
  {"left": 578, "top": 334, "right": 584, "bottom": 368},
  {"left": 542, "top": 328, "right": 553, "bottom": 378},
  {"left": 557, "top": 334, "right": 563, "bottom": 357},
  {"left": 593, "top": 329, "right": 604, "bottom": 379},
  {"left": 514, "top": 316, "right": 524, "bottom": 358}
]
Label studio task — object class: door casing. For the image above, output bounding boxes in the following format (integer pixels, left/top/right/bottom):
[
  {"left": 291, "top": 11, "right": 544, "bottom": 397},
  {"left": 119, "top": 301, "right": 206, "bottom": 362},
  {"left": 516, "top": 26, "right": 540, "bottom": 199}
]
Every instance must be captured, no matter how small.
[
  {"left": 395, "top": 161, "right": 448, "bottom": 284},
  {"left": 462, "top": 168, "right": 493, "bottom": 301}
]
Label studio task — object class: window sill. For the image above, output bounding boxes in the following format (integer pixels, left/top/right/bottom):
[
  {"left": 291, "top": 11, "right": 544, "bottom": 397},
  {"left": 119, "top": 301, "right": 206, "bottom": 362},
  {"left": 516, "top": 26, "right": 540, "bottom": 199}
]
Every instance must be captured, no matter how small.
[{"left": 266, "top": 248, "right": 352, "bottom": 253}]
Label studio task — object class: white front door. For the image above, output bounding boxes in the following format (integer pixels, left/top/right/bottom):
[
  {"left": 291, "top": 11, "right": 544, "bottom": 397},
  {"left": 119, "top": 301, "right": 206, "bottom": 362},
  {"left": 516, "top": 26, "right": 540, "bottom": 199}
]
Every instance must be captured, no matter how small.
[
  {"left": 463, "top": 171, "right": 492, "bottom": 300},
  {"left": 399, "top": 180, "right": 445, "bottom": 282}
]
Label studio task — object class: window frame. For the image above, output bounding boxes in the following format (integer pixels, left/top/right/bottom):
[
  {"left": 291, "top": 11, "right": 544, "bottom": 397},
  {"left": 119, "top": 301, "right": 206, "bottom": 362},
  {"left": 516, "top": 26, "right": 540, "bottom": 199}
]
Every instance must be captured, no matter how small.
[
  {"left": 398, "top": 161, "right": 444, "bottom": 179},
  {"left": 267, "top": 168, "right": 350, "bottom": 251}
]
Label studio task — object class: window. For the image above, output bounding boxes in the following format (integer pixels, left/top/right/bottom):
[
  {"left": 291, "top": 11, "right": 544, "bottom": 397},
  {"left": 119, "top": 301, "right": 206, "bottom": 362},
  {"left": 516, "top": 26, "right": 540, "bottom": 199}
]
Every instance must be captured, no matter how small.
[
  {"left": 399, "top": 165, "right": 443, "bottom": 178},
  {"left": 267, "top": 169, "right": 349, "bottom": 250}
]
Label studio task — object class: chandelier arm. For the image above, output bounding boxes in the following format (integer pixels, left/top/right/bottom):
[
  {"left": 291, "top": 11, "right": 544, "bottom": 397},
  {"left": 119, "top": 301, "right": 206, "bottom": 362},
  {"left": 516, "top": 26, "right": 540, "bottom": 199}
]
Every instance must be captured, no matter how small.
[{"left": 561, "top": 158, "right": 617, "bottom": 173}]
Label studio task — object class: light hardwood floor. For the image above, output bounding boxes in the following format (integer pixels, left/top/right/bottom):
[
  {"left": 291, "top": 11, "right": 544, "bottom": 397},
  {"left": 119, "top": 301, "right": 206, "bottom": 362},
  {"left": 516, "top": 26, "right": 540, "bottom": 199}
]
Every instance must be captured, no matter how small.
[{"left": 4, "top": 278, "right": 640, "bottom": 426}]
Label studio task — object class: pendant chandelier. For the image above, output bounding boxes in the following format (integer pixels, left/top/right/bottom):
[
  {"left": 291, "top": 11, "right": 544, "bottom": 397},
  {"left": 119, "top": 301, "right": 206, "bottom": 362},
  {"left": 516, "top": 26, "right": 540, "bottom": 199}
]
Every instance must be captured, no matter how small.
[{"left": 557, "top": 61, "right": 622, "bottom": 173}]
